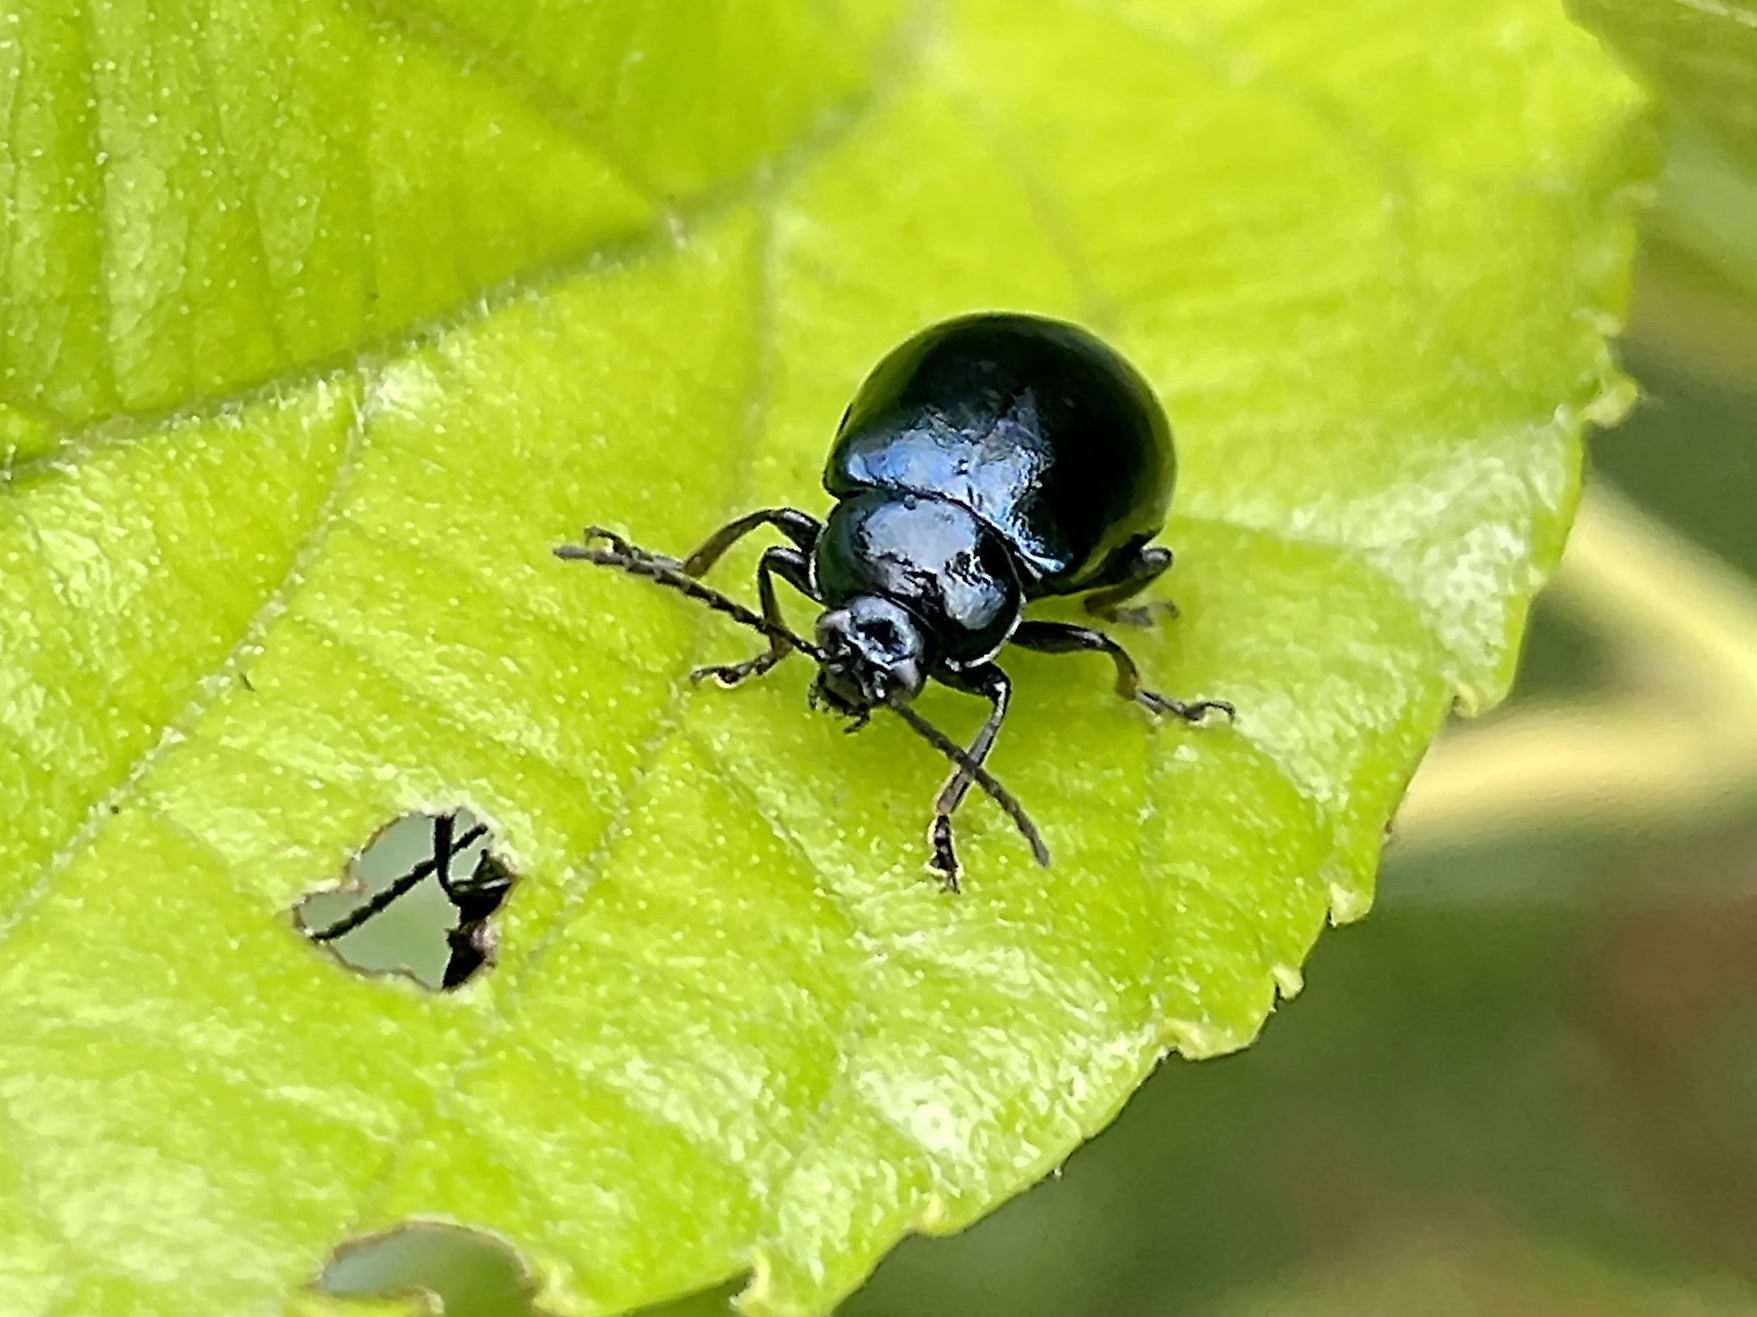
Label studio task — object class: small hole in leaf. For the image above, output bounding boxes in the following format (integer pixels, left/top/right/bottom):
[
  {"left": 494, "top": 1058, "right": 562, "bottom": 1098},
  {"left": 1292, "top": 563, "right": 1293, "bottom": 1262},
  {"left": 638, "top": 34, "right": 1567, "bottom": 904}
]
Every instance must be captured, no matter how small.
[
  {"left": 315, "top": 1224, "right": 741, "bottom": 1316},
  {"left": 295, "top": 810, "right": 517, "bottom": 990},
  {"left": 318, "top": 1223, "right": 549, "bottom": 1317}
]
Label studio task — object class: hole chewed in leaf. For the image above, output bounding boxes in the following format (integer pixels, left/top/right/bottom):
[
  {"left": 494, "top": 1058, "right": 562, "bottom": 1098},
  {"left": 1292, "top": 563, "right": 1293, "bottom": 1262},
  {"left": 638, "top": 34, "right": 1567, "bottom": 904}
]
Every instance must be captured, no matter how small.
[
  {"left": 295, "top": 810, "right": 518, "bottom": 990},
  {"left": 314, "top": 1223, "right": 742, "bottom": 1317},
  {"left": 317, "top": 1223, "right": 549, "bottom": 1317}
]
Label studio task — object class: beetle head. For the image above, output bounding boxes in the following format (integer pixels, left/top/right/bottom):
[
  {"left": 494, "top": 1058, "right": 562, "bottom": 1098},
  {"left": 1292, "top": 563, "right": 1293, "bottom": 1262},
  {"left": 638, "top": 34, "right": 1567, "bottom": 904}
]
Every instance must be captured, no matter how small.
[{"left": 811, "top": 595, "right": 930, "bottom": 716}]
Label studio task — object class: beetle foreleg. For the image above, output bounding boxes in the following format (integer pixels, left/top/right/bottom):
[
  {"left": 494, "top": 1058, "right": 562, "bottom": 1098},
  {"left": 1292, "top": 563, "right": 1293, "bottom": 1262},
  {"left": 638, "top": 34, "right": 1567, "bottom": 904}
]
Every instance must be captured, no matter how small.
[
  {"left": 691, "top": 546, "right": 817, "bottom": 688},
  {"left": 925, "top": 663, "right": 1011, "bottom": 892},
  {"left": 683, "top": 507, "right": 822, "bottom": 577}
]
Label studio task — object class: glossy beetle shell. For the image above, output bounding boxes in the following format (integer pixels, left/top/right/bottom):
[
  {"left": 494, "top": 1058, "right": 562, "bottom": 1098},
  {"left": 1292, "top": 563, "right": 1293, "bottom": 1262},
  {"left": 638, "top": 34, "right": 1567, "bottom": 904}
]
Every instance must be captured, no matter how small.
[
  {"left": 824, "top": 312, "right": 1175, "bottom": 595},
  {"left": 813, "top": 489, "right": 1023, "bottom": 665}
]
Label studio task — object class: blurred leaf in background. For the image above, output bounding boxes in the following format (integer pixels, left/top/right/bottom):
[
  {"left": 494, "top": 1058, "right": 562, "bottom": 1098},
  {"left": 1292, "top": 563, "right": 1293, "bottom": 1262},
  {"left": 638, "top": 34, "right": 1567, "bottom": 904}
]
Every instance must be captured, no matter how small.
[{"left": 1569, "top": 0, "right": 1757, "bottom": 172}]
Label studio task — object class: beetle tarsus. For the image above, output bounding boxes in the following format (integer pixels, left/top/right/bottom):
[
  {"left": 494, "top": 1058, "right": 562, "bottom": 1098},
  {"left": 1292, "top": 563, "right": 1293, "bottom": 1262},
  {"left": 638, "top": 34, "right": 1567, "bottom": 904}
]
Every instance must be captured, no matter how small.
[
  {"left": 1110, "top": 599, "right": 1180, "bottom": 628},
  {"left": 929, "top": 815, "right": 962, "bottom": 894},
  {"left": 564, "top": 526, "right": 686, "bottom": 573},
  {"left": 690, "top": 654, "right": 783, "bottom": 687},
  {"left": 578, "top": 524, "right": 632, "bottom": 555},
  {"left": 1138, "top": 692, "right": 1235, "bottom": 724}
]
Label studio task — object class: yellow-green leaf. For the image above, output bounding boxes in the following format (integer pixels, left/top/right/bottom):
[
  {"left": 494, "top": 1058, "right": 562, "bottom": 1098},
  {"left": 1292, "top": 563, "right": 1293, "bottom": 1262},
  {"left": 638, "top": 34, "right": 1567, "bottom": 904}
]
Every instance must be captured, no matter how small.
[{"left": 0, "top": 1, "right": 1647, "bottom": 1315}]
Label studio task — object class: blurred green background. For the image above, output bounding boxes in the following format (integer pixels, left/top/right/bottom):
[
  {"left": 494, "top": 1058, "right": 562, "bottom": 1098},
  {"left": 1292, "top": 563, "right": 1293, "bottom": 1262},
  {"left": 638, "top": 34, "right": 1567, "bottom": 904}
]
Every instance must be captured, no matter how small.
[{"left": 316, "top": 44, "right": 1757, "bottom": 1317}]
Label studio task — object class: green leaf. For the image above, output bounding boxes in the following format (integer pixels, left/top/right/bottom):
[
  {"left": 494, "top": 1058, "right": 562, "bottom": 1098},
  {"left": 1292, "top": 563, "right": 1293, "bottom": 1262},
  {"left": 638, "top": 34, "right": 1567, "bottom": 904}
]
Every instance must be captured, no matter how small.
[
  {"left": 1569, "top": 0, "right": 1757, "bottom": 174},
  {"left": 0, "top": 0, "right": 896, "bottom": 454},
  {"left": 0, "top": 1, "right": 1646, "bottom": 1315}
]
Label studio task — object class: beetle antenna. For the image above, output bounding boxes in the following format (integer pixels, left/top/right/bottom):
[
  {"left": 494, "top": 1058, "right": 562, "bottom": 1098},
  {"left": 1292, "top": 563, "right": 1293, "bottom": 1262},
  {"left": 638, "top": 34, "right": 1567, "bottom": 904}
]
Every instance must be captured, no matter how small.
[
  {"left": 555, "top": 528, "right": 814, "bottom": 659},
  {"left": 555, "top": 527, "right": 1050, "bottom": 865},
  {"left": 885, "top": 700, "right": 1050, "bottom": 868}
]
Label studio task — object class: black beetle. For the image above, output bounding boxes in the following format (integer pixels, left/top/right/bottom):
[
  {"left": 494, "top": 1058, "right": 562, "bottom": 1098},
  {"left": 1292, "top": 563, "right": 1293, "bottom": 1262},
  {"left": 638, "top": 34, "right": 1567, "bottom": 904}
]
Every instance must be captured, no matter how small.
[{"left": 558, "top": 312, "right": 1231, "bottom": 889}]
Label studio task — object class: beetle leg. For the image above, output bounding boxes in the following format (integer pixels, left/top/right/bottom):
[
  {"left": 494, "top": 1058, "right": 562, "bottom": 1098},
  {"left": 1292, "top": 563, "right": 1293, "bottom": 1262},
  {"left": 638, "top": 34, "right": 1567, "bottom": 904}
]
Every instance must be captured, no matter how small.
[
  {"left": 691, "top": 546, "right": 817, "bottom": 687},
  {"left": 925, "top": 663, "right": 1011, "bottom": 893},
  {"left": 683, "top": 507, "right": 822, "bottom": 577},
  {"left": 1011, "top": 620, "right": 1234, "bottom": 723},
  {"left": 1083, "top": 546, "right": 1176, "bottom": 626}
]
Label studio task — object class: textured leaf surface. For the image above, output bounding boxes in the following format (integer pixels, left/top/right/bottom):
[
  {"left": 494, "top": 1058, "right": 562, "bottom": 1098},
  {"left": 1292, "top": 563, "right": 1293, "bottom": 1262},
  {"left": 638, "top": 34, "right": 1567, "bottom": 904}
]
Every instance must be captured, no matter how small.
[
  {"left": 1570, "top": 0, "right": 1757, "bottom": 172},
  {"left": 0, "top": 1, "right": 1644, "bottom": 1314}
]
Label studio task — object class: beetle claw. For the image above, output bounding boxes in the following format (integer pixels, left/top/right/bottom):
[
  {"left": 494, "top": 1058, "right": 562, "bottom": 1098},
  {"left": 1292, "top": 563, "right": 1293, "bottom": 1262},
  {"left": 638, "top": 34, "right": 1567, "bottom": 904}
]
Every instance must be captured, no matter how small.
[
  {"left": 690, "top": 664, "right": 740, "bottom": 687},
  {"left": 579, "top": 524, "right": 630, "bottom": 555}
]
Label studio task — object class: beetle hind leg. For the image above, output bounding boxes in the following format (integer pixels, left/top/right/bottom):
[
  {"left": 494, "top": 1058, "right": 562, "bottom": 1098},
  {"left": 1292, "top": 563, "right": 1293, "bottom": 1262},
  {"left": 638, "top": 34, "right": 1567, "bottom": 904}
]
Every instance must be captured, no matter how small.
[{"left": 1083, "top": 545, "right": 1175, "bottom": 627}]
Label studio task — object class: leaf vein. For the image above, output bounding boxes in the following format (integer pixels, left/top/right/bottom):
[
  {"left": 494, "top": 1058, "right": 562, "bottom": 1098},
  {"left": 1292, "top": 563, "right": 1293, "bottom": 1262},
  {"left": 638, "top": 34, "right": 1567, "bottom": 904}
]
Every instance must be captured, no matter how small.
[
  {"left": 284, "top": 609, "right": 604, "bottom": 799},
  {"left": 343, "top": 0, "right": 660, "bottom": 203},
  {"left": 190, "top": 0, "right": 291, "bottom": 373},
  {"left": 0, "top": 382, "right": 370, "bottom": 948},
  {"left": 330, "top": 187, "right": 798, "bottom": 1235},
  {"left": 3, "top": 0, "right": 938, "bottom": 485},
  {"left": 71, "top": 0, "right": 121, "bottom": 416}
]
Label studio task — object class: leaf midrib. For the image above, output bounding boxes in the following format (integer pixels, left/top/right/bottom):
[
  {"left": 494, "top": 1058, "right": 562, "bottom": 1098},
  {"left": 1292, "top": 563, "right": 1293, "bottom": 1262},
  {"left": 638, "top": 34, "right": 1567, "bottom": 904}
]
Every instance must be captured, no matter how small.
[{"left": 0, "top": 0, "right": 928, "bottom": 485}]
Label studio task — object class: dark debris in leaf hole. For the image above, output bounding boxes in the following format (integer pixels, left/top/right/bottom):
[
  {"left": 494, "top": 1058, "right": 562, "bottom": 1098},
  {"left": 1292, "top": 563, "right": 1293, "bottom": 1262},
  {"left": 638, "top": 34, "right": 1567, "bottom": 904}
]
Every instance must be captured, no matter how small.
[{"left": 294, "top": 809, "right": 517, "bottom": 990}]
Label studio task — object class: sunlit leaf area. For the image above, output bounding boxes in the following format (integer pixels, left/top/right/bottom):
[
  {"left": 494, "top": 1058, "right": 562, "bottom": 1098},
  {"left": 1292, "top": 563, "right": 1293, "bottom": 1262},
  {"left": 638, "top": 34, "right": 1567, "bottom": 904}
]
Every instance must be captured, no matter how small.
[{"left": 8, "top": 0, "right": 1757, "bottom": 1314}]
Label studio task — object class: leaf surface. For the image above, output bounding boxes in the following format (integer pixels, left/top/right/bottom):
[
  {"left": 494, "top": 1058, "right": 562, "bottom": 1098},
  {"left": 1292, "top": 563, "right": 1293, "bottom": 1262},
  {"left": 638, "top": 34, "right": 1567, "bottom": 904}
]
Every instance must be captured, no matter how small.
[{"left": 0, "top": 1, "right": 1646, "bottom": 1314}]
